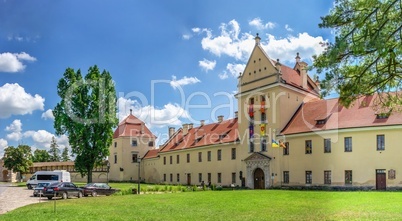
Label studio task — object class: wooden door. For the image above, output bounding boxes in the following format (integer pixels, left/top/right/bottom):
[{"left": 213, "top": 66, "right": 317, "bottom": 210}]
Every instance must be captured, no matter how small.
[
  {"left": 187, "top": 173, "right": 191, "bottom": 186},
  {"left": 253, "top": 168, "right": 265, "bottom": 189},
  {"left": 376, "top": 170, "right": 386, "bottom": 190}
]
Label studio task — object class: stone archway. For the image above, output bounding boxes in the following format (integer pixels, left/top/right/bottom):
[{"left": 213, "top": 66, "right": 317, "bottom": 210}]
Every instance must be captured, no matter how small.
[{"left": 244, "top": 152, "right": 272, "bottom": 189}]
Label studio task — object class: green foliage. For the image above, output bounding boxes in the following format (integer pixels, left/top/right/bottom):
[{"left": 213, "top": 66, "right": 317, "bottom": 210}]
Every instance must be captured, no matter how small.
[
  {"left": 53, "top": 65, "right": 118, "bottom": 183},
  {"left": 48, "top": 136, "right": 60, "bottom": 162},
  {"left": 61, "top": 147, "right": 70, "bottom": 162},
  {"left": 3, "top": 145, "right": 33, "bottom": 176},
  {"left": 32, "top": 149, "right": 51, "bottom": 162},
  {"left": 314, "top": 0, "right": 402, "bottom": 109},
  {"left": 4, "top": 190, "right": 402, "bottom": 220}
]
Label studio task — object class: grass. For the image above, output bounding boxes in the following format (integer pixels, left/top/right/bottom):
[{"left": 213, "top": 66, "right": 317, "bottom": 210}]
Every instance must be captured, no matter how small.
[{"left": 2, "top": 189, "right": 402, "bottom": 220}]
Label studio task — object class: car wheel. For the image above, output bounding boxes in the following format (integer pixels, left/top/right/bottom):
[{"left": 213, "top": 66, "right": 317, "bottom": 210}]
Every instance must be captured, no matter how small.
[
  {"left": 47, "top": 196, "right": 53, "bottom": 200},
  {"left": 84, "top": 194, "right": 88, "bottom": 197},
  {"left": 92, "top": 191, "right": 97, "bottom": 197},
  {"left": 78, "top": 192, "right": 83, "bottom": 198},
  {"left": 62, "top": 192, "right": 68, "bottom": 199},
  {"left": 27, "top": 184, "right": 32, "bottom": 189}
]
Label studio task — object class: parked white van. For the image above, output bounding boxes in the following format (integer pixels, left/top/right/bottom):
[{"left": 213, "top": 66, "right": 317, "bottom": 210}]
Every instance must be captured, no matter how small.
[{"left": 27, "top": 170, "right": 71, "bottom": 189}]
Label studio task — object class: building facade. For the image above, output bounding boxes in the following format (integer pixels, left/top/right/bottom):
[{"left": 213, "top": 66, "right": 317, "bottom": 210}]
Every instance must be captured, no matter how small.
[{"left": 111, "top": 34, "right": 402, "bottom": 190}]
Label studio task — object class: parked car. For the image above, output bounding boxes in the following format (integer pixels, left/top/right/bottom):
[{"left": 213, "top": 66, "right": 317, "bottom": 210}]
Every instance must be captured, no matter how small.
[
  {"left": 33, "top": 182, "right": 57, "bottom": 197},
  {"left": 43, "top": 182, "right": 83, "bottom": 200},
  {"left": 81, "top": 183, "right": 118, "bottom": 197}
]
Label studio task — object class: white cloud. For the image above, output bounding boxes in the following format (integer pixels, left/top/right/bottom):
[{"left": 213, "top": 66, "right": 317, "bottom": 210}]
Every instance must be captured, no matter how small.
[
  {"left": 117, "top": 97, "right": 192, "bottom": 128},
  {"left": 262, "top": 32, "right": 327, "bottom": 63},
  {"left": 182, "top": 34, "right": 192, "bottom": 40},
  {"left": 0, "top": 52, "right": 37, "bottom": 72},
  {"left": 0, "top": 83, "right": 45, "bottom": 118},
  {"left": 41, "top": 109, "right": 54, "bottom": 120},
  {"left": 285, "top": 24, "right": 293, "bottom": 32},
  {"left": 218, "top": 72, "right": 229, "bottom": 80},
  {"left": 170, "top": 75, "right": 201, "bottom": 89},
  {"left": 199, "top": 59, "right": 216, "bottom": 72},
  {"left": 23, "top": 130, "right": 70, "bottom": 150},
  {"left": 5, "top": 119, "right": 23, "bottom": 141},
  {"left": 226, "top": 63, "right": 246, "bottom": 78},
  {"left": 198, "top": 20, "right": 256, "bottom": 61},
  {"left": 192, "top": 27, "right": 201, "bottom": 33},
  {"left": 249, "top": 18, "right": 276, "bottom": 30}
]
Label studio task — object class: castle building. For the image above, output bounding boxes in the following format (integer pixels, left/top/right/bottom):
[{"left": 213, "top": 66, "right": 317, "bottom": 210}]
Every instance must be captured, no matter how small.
[{"left": 110, "top": 34, "right": 402, "bottom": 190}]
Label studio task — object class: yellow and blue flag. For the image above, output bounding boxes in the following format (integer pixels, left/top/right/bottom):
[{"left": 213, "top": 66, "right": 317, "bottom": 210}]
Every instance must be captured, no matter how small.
[{"left": 271, "top": 139, "right": 279, "bottom": 148}]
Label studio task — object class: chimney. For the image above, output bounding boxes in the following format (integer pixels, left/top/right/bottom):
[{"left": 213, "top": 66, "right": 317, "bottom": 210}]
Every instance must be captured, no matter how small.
[
  {"left": 182, "top": 123, "right": 189, "bottom": 135},
  {"left": 200, "top": 120, "right": 205, "bottom": 126},
  {"left": 168, "top": 127, "right": 175, "bottom": 138},
  {"left": 299, "top": 61, "right": 308, "bottom": 89},
  {"left": 188, "top": 123, "right": 193, "bottom": 130},
  {"left": 295, "top": 52, "right": 301, "bottom": 63},
  {"left": 315, "top": 76, "right": 321, "bottom": 90},
  {"left": 275, "top": 59, "right": 281, "bottom": 73},
  {"left": 130, "top": 109, "right": 133, "bottom": 115},
  {"left": 140, "top": 123, "right": 144, "bottom": 134},
  {"left": 217, "top": 115, "right": 224, "bottom": 123},
  {"left": 255, "top": 33, "right": 261, "bottom": 45},
  {"left": 234, "top": 111, "right": 238, "bottom": 118}
]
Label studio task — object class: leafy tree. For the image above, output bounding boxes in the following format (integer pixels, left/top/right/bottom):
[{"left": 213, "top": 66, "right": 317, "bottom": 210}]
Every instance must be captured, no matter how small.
[
  {"left": 32, "top": 149, "right": 51, "bottom": 162},
  {"left": 314, "top": 0, "right": 402, "bottom": 109},
  {"left": 54, "top": 65, "right": 118, "bottom": 183},
  {"left": 3, "top": 145, "right": 33, "bottom": 181},
  {"left": 61, "top": 147, "right": 70, "bottom": 162},
  {"left": 48, "top": 136, "right": 61, "bottom": 162}
]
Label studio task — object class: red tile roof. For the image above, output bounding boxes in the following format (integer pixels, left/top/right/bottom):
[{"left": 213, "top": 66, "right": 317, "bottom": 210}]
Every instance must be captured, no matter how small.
[
  {"left": 281, "top": 95, "right": 402, "bottom": 135},
  {"left": 143, "top": 149, "right": 160, "bottom": 159},
  {"left": 160, "top": 118, "right": 239, "bottom": 153},
  {"left": 280, "top": 62, "right": 319, "bottom": 97},
  {"left": 113, "top": 114, "right": 156, "bottom": 139}
]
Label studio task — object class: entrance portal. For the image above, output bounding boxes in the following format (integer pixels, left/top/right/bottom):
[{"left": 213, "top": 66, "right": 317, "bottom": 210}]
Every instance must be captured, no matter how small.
[
  {"left": 187, "top": 173, "right": 191, "bottom": 185},
  {"left": 376, "top": 169, "right": 386, "bottom": 190},
  {"left": 254, "top": 168, "right": 265, "bottom": 189}
]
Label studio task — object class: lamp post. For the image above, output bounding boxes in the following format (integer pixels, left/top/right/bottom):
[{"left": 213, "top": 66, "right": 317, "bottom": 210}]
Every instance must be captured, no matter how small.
[
  {"left": 106, "top": 161, "right": 110, "bottom": 184},
  {"left": 137, "top": 156, "right": 141, "bottom": 194}
]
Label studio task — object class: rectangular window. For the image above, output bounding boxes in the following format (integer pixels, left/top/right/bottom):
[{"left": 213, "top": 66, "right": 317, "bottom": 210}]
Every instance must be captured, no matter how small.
[
  {"left": 261, "top": 139, "right": 267, "bottom": 152},
  {"left": 344, "top": 137, "right": 352, "bottom": 152},
  {"left": 208, "top": 173, "right": 211, "bottom": 182},
  {"left": 163, "top": 174, "right": 166, "bottom": 182},
  {"left": 305, "top": 171, "right": 312, "bottom": 184},
  {"left": 283, "top": 171, "right": 289, "bottom": 184},
  {"left": 148, "top": 141, "right": 154, "bottom": 147},
  {"left": 377, "top": 135, "right": 385, "bottom": 151},
  {"left": 231, "top": 148, "right": 236, "bottom": 160},
  {"left": 131, "top": 153, "right": 138, "bottom": 163},
  {"left": 207, "top": 151, "right": 211, "bottom": 161},
  {"left": 199, "top": 173, "right": 202, "bottom": 183},
  {"left": 345, "top": 170, "right": 352, "bottom": 184},
  {"left": 170, "top": 156, "right": 173, "bottom": 164},
  {"left": 232, "top": 172, "right": 236, "bottom": 184},
  {"left": 114, "top": 154, "right": 117, "bottom": 164},
  {"left": 198, "top": 152, "right": 202, "bottom": 162},
  {"left": 261, "top": 112, "right": 266, "bottom": 122},
  {"left": 249, "top": 141, "right": 254, "bottom": 153},
  {"left": 283, "top": 142, "right": 289, "bottom": 155},
  {"left": 324, "top": 170, "right": 331, "bottom": 184},
  {"left": 163, "top": 156, "right": 166, "bottom": 165},
  {"left": 324, "top": 138, "right": 331, "bottom": 153},
  {"left": 187, "top": 153, "right": 190, "bottom": 163},
  {"left": 217, "top": 150, "right": 222, "bottom": 161},
  {"left": 217, "top": 173, "right": 222, "bottom": 183},
  {"left": 131, "top": 139, "right": 137, "bottom": 147},
  {"left": 176, "top": 155, "right": 180, "bottom": 164},
  {"left": 114, "top": 142, "right": 117, "bottom": 148},
  {"left": 177, "top": 173, "right": 180, "bottom": 182},
  {"left": 170, "top": 173, "right": 173, "bottom": 182},
  {"left": 305, "top": 140, "right": 312, "bottom": 154}
]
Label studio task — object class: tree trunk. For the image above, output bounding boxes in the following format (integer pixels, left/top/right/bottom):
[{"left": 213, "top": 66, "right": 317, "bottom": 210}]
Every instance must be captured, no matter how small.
[{"left": 87, "top": 168, "right": 93, "bottom": 183}]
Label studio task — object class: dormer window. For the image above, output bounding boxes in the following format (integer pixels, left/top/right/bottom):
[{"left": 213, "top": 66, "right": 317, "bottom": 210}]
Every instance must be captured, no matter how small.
[
  {"left": 315, "top": 113, "right": 331, "bottom": 125},
  {"left": 376, "top": 113, "right": 390, "bottom": 119},
  {"left": 316, "top": 119, "right": 327, "bottom": 125}
]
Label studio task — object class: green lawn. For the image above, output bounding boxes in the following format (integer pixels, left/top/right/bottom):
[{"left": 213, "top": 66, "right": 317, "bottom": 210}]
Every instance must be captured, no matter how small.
[{"left": 2, "top": 190, "right": 402, "bottom": 220}]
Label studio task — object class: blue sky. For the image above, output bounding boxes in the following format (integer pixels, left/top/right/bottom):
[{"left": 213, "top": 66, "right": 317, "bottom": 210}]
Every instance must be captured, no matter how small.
[{"left": 0, "top": 0, "right": 334, "bottom": 157}]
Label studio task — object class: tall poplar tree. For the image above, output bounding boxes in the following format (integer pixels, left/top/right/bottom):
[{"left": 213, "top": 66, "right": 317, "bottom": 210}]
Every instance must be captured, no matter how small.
[
  {"left": 314, "top": 0, "right": 402, "bottom": 109},
  {"left": 48, "top": 136, "right": 61, "bottom": 162},
  {"left": 61, "top": 147, "right": 70, "bottom": 162},
  {"left": 53, "top": 65, "right": 118, "bottom": 183}
]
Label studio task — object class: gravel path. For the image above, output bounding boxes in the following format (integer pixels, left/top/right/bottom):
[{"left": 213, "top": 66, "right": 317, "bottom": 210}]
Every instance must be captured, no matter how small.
[{"left": 0, "top": 184, "right": 47, "bottom": 215}]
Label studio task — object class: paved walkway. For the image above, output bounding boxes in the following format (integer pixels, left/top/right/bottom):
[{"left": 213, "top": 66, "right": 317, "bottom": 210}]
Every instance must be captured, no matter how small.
[{"left": 0, "top": 184, "right": 46, "bottom": 215}]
